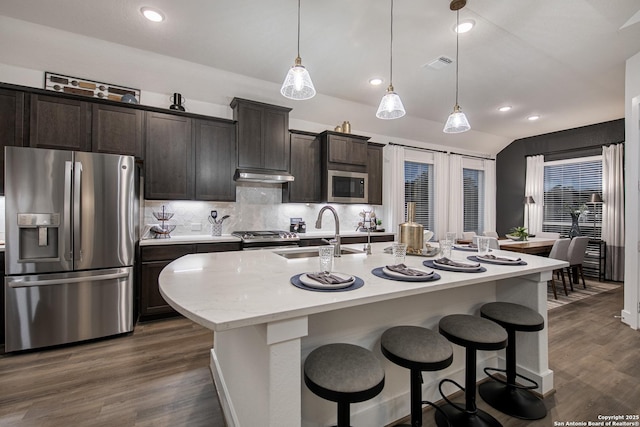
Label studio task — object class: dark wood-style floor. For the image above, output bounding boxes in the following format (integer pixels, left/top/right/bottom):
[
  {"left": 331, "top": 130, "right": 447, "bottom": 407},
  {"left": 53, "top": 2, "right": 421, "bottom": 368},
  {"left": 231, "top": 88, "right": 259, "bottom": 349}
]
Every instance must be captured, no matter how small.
[{"left": 1, "top": 284, "right": 637, "bottom": 426}]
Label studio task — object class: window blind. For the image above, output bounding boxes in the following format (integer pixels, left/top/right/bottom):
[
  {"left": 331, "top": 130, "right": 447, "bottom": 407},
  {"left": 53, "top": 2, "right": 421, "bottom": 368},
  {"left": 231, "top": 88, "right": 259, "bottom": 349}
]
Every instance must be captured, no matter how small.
[
  {"left": 543, "top": 158, "right": 602, "bottom": 238},
  {"left": 404, "top": 161, "right": 434, "bottom": 230},
  {"left": 463, "top": 168, "right": 484, "bottom": 234}
]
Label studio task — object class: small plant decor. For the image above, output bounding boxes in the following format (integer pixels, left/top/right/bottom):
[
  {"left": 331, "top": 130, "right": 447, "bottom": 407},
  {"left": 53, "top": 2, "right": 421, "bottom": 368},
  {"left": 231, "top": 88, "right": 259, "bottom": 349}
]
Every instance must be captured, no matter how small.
[{"left": 507, "top": 226, "right": 529, "bottom": 241}]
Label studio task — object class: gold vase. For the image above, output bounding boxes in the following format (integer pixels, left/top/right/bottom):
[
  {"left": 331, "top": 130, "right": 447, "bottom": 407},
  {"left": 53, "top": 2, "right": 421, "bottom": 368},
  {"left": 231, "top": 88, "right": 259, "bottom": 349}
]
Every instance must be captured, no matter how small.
[{"left": 399, "top": 202, "right": 424, "bottom": 253}]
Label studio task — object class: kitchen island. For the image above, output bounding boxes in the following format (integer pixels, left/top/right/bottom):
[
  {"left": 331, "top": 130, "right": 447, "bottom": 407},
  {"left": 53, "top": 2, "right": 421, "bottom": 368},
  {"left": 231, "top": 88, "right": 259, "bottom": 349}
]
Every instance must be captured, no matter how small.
[{"left": 159, "top": 243, "right": 566, "bottom": 427}]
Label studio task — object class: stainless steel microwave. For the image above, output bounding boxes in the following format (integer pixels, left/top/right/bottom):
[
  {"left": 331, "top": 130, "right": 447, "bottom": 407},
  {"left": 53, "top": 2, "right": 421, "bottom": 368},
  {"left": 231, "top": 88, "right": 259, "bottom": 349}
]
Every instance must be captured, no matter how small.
[{"left": 326, "top": 170, "right": 368, "bottom": 203}]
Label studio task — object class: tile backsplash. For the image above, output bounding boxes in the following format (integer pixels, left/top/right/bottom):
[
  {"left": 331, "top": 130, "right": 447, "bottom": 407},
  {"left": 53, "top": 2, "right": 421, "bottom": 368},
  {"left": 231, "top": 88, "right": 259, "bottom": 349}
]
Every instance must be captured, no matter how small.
[{"left": 142, "top": 183, "right": 383, "bottom": 238}]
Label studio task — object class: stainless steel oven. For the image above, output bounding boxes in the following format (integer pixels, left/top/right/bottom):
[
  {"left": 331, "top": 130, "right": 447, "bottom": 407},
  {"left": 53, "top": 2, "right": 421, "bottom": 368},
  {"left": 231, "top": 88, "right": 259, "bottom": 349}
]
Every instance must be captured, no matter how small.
[
  {"left": 232, "top": 231, "right": 300, "bottom": 250},
  {"left": 326, "top": 170, "right": 368, "bottom": 203}
]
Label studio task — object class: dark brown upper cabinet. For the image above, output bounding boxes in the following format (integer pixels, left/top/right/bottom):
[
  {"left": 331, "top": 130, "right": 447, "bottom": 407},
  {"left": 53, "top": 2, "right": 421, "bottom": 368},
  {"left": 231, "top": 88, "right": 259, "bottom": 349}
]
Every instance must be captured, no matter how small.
[
  {"left": 231, "top": 98, "right": 292, "bottom": 172},
  {"left": 194, "top": 118, "right": 237, "bottom": 201},
  {"left": 320, "top": 131, "right": 370, "bottom": 172},
  {"left": 0, "top": 88, "right": 25, "bottom": 195},
  {"left": 92, "top": 103, "right": 143, "bottom": 158},
  {"left": 29, "top": 93, "right": 91, "bottom": 151},
  {"left": 283, "top": 130, "right": 321, "bottom": 203},
  {"left": 367, "top": 143, "right": 384, "bottom": 205}
]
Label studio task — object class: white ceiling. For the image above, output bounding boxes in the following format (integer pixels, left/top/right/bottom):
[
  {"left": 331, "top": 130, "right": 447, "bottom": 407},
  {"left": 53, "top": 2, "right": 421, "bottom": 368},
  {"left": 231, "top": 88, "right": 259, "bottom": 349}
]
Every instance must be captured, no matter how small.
[{"left": 1, "top": 0, "right": 639, "bottom": 153}]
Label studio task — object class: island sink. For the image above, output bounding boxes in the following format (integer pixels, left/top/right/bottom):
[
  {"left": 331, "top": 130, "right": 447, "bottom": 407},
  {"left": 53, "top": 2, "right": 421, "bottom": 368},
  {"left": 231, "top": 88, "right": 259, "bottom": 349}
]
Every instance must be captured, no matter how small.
[{"left": 274, "top": 247, "right": 364, "bottom": 259}]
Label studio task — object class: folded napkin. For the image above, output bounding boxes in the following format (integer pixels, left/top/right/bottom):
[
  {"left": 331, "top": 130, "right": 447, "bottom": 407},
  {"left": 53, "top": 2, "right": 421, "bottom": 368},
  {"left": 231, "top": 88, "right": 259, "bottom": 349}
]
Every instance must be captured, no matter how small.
[
  {"left": 307, "top": 273, "right": 353, "bottom": 285},
  {"left": 386, "top": 264, "right": 432, "bottom": 277},
  {"left": 436, "top": 257, "right": 480, "bottom": 268},
  {"left": 480, "top": 254, "right": 521, "bottom": 262}
]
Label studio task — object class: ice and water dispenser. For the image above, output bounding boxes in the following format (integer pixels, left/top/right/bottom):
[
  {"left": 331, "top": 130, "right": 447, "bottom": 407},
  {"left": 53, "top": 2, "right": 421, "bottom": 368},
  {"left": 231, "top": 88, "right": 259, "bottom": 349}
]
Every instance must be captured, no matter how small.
[{"left": 17, "top": 213, "right": 61, "bottom": 262}]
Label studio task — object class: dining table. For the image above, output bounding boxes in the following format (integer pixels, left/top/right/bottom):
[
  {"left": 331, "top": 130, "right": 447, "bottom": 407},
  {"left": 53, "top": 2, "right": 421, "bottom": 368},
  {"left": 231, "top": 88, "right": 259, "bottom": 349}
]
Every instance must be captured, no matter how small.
[{"left": 498, "top": 237, "right": 557, "bottom": 256}]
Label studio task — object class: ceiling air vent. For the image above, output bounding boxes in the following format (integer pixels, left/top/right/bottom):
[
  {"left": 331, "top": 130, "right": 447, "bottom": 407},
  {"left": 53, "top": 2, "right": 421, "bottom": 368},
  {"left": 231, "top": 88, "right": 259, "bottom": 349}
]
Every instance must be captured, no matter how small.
[{"left": 423, "top": 56, "right": 453, "bottom": 70}]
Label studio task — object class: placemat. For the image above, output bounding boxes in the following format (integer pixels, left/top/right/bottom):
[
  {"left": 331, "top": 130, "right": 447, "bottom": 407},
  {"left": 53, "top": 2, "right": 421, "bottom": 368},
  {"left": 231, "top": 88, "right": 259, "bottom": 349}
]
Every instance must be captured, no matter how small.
[
  {"left": 371, "top": 267, "right": 441, "bottom": 282},
  {"left": 423, "top": 260, "right": 487, "bottom": 273},
  {"left": 290, "top": 274, "right": 364, "bottom": 292},
  {"left": 467, "top": 255, "right": 527, "bottom": 266}
]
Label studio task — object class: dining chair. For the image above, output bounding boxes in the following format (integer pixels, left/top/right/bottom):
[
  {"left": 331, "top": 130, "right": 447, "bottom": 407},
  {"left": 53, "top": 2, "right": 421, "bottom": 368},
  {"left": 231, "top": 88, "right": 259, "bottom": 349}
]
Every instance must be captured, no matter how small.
[
  {"left": 536, "top": 231, "right": 561, "bottom": 239},
  {"left": 487, "top": 237, "right": 500, "bottom": 249},
  {"left": 547, "top": 238, "right": 570, "bottom": 299},
  {"left": 566, "top": 236, "right": 590, "bottom": 290},
  {"left": 462, "top": 231, "right": 476, "bottom": 240},
  {"left": 483, "top": 231, "right": 499, "bottom": 238}
]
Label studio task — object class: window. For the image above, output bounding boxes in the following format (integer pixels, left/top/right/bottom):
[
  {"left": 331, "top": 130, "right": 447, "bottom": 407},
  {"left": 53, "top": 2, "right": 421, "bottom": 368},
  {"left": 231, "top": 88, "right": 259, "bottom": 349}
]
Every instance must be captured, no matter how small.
[
  {"left": 543, "top": 156, "right": 602, "bottom": 238},
  {"left": 463, "top": 168, "right": 485, "bottom": 234},
  {"left": 404, "top": 160, "right": 434, "bottom": 231}
]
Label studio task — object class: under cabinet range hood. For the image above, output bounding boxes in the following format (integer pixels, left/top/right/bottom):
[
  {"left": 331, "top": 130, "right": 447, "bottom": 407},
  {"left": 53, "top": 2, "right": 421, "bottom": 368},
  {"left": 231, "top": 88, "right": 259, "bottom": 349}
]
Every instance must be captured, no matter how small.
[{"left": 234, "top": 168, "right": 295, "bottom": 184}]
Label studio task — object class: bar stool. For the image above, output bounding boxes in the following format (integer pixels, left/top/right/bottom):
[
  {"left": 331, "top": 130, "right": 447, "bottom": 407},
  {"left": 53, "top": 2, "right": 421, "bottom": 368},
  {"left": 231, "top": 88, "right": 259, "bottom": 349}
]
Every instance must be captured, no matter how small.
[
  {"left": 304, "top": 343, "right": 385, "bottom": 427},
  {"left": 478, "top": 302, "right": 547, "bottom": 420},
  {"left": 381, "top": 326, "right": 454, "bottom": 427},
  {"left": 437, "top": 314, "right": 508, "bottom": 427}
]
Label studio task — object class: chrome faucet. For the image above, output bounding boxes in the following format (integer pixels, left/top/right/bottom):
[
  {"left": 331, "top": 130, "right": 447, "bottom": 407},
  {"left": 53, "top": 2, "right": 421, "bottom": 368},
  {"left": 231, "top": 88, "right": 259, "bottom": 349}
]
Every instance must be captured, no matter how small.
[{"left": 315, "top": 206, "right": 341, "bottom": 257}]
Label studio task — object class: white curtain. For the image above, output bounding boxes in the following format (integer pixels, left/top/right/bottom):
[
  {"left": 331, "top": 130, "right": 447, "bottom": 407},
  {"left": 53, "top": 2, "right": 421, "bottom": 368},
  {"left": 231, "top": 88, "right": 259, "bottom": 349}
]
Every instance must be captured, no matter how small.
[
  {"left": 524, "top": 155, "right": 545, "bottom": 235},
  {"left": 383, "top": 144, "right": 405, "bottom": 234},
  {"left": 483, "top": 159, "right": 496, "bottom": 234},
  {"left": 448, "top": 154, "right": 464, "bottom": 238},
  {"left": 602, "top": 143, "right": 624, "bottom": 281},
  {"left": 433, "top": 151, "right": 450, "bottom": 240}
]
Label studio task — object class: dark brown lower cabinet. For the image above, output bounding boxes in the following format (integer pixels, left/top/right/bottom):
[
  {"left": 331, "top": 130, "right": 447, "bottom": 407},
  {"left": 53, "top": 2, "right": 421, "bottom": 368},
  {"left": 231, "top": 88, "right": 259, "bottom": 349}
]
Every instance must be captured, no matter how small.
[{"left": 139, "top": 242, "right": 241, "bottom": 321}]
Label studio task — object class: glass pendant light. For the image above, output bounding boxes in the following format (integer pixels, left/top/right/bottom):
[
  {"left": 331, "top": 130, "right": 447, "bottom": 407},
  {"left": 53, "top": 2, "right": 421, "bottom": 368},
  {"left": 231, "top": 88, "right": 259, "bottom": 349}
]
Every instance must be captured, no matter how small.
[
  {"left": 376, "top": 0, "right": 406, "bottom": 119},
  {"left": 443, "top": 9, "right": 471, "bottom": 133},
  {"left": 281, "top": 0, "right": 316, "bottom": 100}
]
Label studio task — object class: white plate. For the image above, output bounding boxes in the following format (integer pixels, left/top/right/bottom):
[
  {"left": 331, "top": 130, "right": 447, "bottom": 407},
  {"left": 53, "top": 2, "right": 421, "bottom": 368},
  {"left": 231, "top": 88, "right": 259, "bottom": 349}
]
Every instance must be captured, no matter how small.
[
  {"left": 300, "top": 272, "right": 355, "bottom": 290},
  {"left": 382, "top": 267, "right": 434, "bottom": 279},
  {"left": 434, "top": 259, "right": 482, "bottom": 270},
  {"left": 477, "top": 255, "right": 522, "bottom": 264}
]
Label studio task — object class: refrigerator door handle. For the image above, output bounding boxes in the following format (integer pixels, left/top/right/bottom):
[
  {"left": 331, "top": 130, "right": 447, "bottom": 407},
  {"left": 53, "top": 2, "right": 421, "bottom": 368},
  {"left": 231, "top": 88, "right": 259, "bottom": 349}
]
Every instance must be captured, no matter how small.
[
  {"left": 64, "top": 160, "right": 74, "bottom": 262},
  {"left": 73, "top": 161, "right": 83, "bottom": 263},
  {"left": 7, "top": 270, "right": 131, "bottom": 288}
]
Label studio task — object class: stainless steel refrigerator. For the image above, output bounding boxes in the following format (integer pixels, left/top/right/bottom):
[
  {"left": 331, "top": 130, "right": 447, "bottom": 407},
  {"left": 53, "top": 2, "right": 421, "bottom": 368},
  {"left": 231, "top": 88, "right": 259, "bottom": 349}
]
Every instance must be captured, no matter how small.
[{"left": 4, "top": 146, "right": 137, "bottom": 352}]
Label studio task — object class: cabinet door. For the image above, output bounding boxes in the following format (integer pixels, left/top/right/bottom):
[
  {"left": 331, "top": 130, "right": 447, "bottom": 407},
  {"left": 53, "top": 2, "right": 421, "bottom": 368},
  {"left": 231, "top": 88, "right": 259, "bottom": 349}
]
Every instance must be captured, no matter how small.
[
  {"left": 194, "top": 119, "right": 237, "bottom": 201},
  {"left": 263, "top": 108, "right": 289, "bottom": 171},
  {"left": 0, "top": 89, "right": 25, "bottom": 195},
  {"left": 236, "top": 102, "right": 263, "bottom": 169},
  {"left": 285, "top": 132, "right": 321, "bottom": 203},
  {"left": 144, "top": 112, "right": 193, "bottom": 199},
  {"left": 327, "top": 134, "right": 368, "bottom": 166},
  {"left": 140, "top": 260, "right": 177, "bottom": 318},
  {"left": 92, "top": 104, "right": 143, "bottom": 157},
  {"left": 29, "top": 94, "right": 91, "bottom": 151},
  {"left": 367, "top": 144, "right": 383, "bottom": 205}
]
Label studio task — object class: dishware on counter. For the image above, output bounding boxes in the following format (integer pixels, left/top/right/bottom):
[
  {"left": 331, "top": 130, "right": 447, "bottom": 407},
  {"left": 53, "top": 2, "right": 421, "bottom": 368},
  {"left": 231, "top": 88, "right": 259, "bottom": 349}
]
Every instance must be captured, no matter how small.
[
  {"left": 440, "top": 239, "right": 453, "bottom": 258},
  {"left": 391, "top": 242, "right": 407, "bottom": 265},
  {"left": 445, "top": 231, "right": 457, "bottom": 242},
  {"left": 152, "top": 205, "right": 177, "bottom": 238},
  {"left": 318, "top": 245, "right": 335, "bottom": 272},
  {"left": 423, "top": 258, "right": 486, "bottom": 273},
  {"left": 470, "top": 255, "right": 527, "bottom": 265},
  {"left": 208, "top": 210, "right": 230, "bottom": 236}
]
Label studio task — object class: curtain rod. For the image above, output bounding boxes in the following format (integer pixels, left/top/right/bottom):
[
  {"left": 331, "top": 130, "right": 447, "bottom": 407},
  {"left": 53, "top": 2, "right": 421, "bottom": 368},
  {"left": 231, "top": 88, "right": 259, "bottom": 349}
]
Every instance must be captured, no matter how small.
[
  {"left": 525, "top": 142, "right": 622, "bottom": 158},
  {"left": 387, "top": 142, "right": 495, "bottom": 161}
]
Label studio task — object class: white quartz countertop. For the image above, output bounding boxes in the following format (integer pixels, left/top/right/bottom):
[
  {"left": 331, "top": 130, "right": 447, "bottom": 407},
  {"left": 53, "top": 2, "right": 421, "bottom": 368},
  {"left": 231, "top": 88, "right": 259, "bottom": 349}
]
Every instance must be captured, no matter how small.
[
  {"left": 159, "top": 242, "right": 567, "bottom": 332},
  {"left": 139, "top": 231, "right": 395, "bottom": 246}
]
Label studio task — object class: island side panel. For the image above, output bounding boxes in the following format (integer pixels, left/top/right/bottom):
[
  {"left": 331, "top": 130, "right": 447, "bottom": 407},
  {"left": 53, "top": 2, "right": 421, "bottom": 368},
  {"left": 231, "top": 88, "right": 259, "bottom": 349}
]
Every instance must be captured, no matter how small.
[{"left": 495, "top": 270, "right": 554, "bottom": 395}]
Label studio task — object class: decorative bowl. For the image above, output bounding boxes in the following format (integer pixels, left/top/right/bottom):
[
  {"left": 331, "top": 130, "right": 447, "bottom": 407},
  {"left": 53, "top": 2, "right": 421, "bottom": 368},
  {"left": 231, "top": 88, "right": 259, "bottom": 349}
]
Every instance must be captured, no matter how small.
[
  {"left": 506, "top": 234, "right": 526, "bottom": 241},
  {"left": 153, "top": 211, "right": 174, "bottom": 221}
]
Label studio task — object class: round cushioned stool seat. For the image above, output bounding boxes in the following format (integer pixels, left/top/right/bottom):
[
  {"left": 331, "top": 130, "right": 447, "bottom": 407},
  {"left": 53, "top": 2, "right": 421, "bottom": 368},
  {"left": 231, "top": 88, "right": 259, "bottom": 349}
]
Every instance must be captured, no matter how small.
[
  {"left": 479, "top": 302, "right": 547, "bottom": 420},
  {"left": 381, "top": 325, "right": 453, "bottom": 371},
  {"left": 304, "top": 343, "right": 385, "bottom": 403},
  {"left": 439, "top": 314, "right": 508, "bottom": 350},
  {"left": 480, "top": 302, "right": 544, "bottom": 331}
]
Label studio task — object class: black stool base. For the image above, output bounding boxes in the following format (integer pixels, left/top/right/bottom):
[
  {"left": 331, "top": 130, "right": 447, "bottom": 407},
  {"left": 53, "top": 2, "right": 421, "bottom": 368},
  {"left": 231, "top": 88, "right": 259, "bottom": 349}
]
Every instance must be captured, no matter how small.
[
  {"left": 435, "top": 403, "right": 502, "bottom": 427},
  {"left": 478, "top": 380, "right": 546, "bottom": 420}
]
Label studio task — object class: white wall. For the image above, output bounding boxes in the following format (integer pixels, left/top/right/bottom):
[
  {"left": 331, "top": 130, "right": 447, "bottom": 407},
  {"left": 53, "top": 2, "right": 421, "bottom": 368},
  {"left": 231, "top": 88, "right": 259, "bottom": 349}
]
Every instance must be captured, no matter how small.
[{"left": 622, "top": 50, "right": 640, "bottom": 329}]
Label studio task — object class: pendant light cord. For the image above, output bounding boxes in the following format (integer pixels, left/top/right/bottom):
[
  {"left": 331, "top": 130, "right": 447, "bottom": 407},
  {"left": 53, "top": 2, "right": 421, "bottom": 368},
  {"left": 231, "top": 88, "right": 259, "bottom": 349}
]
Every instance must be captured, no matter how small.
[
  {"left": 455, "top": 10, "right": 459, "bottom": 105},
  {"left": 297, "top": 0, "right": 301, "bottom": 58},
  {"left": 390, "top": 0, "right": 394, "bottom": 86}
]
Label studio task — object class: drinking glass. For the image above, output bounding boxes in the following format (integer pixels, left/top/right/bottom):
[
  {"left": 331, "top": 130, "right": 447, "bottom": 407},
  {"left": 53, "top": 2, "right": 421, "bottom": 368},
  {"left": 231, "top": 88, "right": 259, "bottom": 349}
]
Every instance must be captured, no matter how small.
[
  {"left": 477, "top": 237, "right": 490, "bottom": 256},
  {"left": 391, "top": 242, "right": 407, "bottom": 265},
  {"left": 445, "top": 232, "right": 457, "bottom": 243},
  {"left": 318, "top": 246, "right": 334, "bottom": 273},
  {"left": 440, "top": 240, "right": 453, "bottom": 258}
]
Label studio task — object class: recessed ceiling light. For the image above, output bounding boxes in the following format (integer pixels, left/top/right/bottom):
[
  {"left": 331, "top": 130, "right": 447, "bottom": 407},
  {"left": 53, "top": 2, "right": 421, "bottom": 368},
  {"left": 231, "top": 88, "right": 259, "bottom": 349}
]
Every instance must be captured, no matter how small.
[
  {"left": 141, "top": 7, "right": 165, "bottom": 22},
  {"left": 369, "top": 77, "right": 384, "bottom": 86},
  {"left": 455, "top": 19, "right": 475, "bottom": 33},
  {"left": 527, "top": 115, "right": 540, "bottom": 121},
  {"left": 498, "top": 106, "right": 512, "bottom": 112}
]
